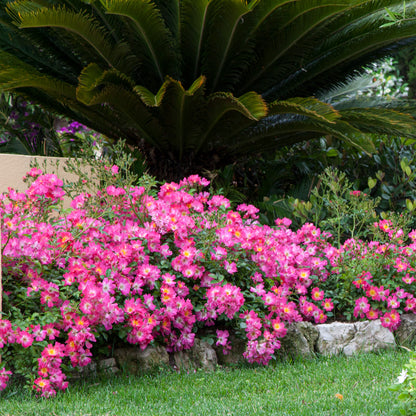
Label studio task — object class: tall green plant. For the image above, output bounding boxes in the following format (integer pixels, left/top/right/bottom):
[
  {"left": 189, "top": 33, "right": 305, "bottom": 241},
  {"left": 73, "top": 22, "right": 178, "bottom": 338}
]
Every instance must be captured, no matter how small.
[{"left": 2, "top": 1, "right": 416, "bottom": 179}]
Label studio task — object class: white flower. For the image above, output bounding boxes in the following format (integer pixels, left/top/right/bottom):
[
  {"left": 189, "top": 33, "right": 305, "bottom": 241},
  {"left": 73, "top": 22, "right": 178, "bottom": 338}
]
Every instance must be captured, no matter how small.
[{"left": 397, "top": 369, "right": 408, "bottom": 384}]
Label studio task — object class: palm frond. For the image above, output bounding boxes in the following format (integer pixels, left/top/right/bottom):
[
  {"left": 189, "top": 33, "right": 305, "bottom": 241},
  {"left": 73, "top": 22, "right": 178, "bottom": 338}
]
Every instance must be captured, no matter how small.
[
  {"left": 7, "top": 4, "right": 130, "bottom": 71},
  {"left": 317, "top": 73, "right": 380, "bottom": 103},
  {"left": 76, "top": 62, "right": 135, "bottom": 103},
  {"left": 180, "top": 0, "right": 211, "bottom": 82},
  {"left": 269, "top": 97, "right": 340, "bottom": 124},
  {"left": 75, "top": 65, "right": 164, "bottom": 147},
  {"left": 2, "top": 0, "right": 416, "bottom": 179},
  {"left": 339, "top": 106, "right": 416, "bottom": 138},
  {"left": 234, "top": 112, "right": 377, "bottom": 155},
  {"left": 134, "top": 81, "right": 168, "bottom": 107},
  {"left": 0, "top": 50, "right": 76, "bottom": 99},
  {"left": 268, "top": 1, "right": 416, "bottom": 99},
  {"left": 103, "top": 0, "right": 179, "bottom": 82},
  {"left": 153, "top": 0, "right": 180, "bottom": 41},
  {"left": 0, "top": 7, "right": 82, "bottom": 82},
  {"left": 195, "top": 90, "right": 268, "bottom": 153},
  {"left": 81, "top": 84, "right": 164, "bottom": 147},
  {"left": 201, "top": 0, "right": 252, "bottom": 91},
  {"left": 238, "top": 0, "right": 359, "bottom": 95},
  {"left": 157, "top": 76, "right": 206, "bottom": 159}
]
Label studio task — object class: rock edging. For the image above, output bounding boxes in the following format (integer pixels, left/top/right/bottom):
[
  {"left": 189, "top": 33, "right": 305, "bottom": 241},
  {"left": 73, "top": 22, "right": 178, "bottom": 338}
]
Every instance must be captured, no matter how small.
[{"left": 94, "top": 315, "right": 416, "bottom": 374}]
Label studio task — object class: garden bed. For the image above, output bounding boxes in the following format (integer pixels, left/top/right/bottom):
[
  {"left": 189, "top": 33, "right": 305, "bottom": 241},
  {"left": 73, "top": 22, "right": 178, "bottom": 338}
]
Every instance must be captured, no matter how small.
[{"left": 1, "top": 164, "right": 416, "bottom": 399}]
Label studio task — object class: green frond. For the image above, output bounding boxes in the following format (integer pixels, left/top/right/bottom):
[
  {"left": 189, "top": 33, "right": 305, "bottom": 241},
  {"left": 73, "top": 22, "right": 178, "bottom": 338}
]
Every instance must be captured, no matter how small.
[
  {"left": 72, "top": 62, "right": 164, "bottom": 146},
  {"left": 157, "top": 75, "right": 207, "bottom": 159},
  {"left": 201, "top": 0, "right": 252, "bottom": 91},
  {"left": 77, "top": 84, "right": 164, "bottom": 147},
  {"left": 243, "top": 0, "right": 296, "bottom": 36},
  {"left": 269, "top": 97, "right": 340, "bottom": 124},
  {"left": 180, "top": 0, "right": 211, "bottom": 81},
  {"left": 76, "top": 62, "right": 135, "bottom": 104},
  {"left": 3, "top": 0, "right": 416, "bottom": 178},
  {"left": 134, "top": 75, "right": 206, "bottom": 109},
  {"left": 0, "top": 6, "right": 83, "bottom": 82},
  {"left": 53, "top": 94, "right": 138, "bottom": 141},
  {"left": 76, "top": 63, "right": 107, "bottom": 103},
  {"left": 7, "top": 4, "right": 128, "bottom": 71},
  {"left": 0, "top": 50, "right": 76, "bottom": 99},
  {"left": 195, "top": 90, "right": 267, "bottom": 153},
  {"left": 239, "top": 0, "right": 359, "bottom": 95},
  {"left": 234, "top": 111, "right": 376, "bottom": 155},
  {"left": 133, "top": 75, "right": 268, "bottom": 157},
  {"left": 237, "top": 91, "right": 269, "bottom": 120},
  {"left": 134, "top": 81, "right": 169, "bottom": 107},
  {"left": 205, "top": 91, "right": 267, "bottom": 128},
  {"left": 5, "top": 0, "right": 45, "bottom": 17},
  {"left": 320, "top": 119, "right": 377, "bottom": 154},
  {"left": 102, "top": 0, "right": 179, "bottom": 82},
  {"left": 270, "top": 1, "right": 416, "bottom": 98},
  {"left": 153, "top": 0, "right": 180, "bottom": 40},
  {"left": 339, "top": 107, "right": 416, "bottom": 138},
  {"left": 317, "top": 73, "right": 379, "bottom": 103}
]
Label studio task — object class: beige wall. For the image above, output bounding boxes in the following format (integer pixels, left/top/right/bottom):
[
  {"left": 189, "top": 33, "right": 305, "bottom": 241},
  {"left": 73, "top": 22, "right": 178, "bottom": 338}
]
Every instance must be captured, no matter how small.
[{"left": 0, "top": 154, "right": 81, "bottom": 194}]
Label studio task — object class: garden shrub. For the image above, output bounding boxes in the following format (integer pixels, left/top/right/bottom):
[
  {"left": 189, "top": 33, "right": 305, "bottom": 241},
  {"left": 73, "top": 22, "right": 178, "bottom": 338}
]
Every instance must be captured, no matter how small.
[
  {"left": 320, "top": 225, "right": 416, "bottom": 324},
  {"left": 0, "top": 165, "right": 337, "bottom": 397},
  {"left": 2, "top": 157, "right": 416, "bottom": 397}
]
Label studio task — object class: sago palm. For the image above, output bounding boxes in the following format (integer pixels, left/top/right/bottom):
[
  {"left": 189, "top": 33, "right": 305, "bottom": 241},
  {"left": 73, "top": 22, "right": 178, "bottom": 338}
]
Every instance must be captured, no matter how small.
[{"left": 1, "top": 0, "right": 416, "bottom": 179}]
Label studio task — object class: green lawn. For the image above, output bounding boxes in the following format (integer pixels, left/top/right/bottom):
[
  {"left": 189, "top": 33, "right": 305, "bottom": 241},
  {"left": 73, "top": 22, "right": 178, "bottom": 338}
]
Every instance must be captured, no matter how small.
[{"left": 0, "top": 349, "right": 409, "bottom": 416}]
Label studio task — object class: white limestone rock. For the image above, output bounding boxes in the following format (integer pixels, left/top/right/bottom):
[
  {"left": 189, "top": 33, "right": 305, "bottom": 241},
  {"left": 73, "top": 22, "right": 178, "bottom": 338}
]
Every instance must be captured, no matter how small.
[{"left": 316, "top": 320, "right": 396, "bottom": 356}]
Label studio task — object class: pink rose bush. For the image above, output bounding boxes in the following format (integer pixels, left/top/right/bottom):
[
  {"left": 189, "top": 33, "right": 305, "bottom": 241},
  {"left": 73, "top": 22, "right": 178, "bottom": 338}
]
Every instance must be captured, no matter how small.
[
  {"left": 1, "top": 167, "right": 416, "bottom": 397},
  {"left": 321, "top": 222, "right": 416, "bottom": 330}
]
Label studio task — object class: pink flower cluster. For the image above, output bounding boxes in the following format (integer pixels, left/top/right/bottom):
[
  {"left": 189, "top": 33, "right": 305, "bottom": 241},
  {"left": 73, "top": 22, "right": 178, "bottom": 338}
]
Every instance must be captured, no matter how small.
[
  {"left": 34, "top": 343, "right": 68, "bottom": 397},
  {"left": 0, "top": 368, "right": 12, "bottom": 391},
  {"left": 205, "top": 284, "right": 245, "bottom": 320},
  {"left": 1, "top": 168, "right": 416, "bottom": 396},
  {"left": 216, "top": 329, "right": 231, "bottom": 355},
  {"left": 330, "top": 234, "right": 416, "bottom": 330}
]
